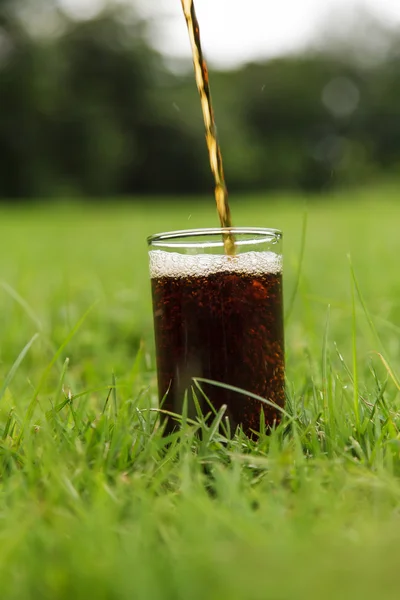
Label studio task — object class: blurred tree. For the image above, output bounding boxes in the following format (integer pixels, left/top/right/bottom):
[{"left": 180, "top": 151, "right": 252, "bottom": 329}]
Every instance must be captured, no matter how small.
[
  {"left": 0, "top": 0, "right": 206, "bottom": 198},
  {"left": 238, "top": 58, "right": 356, "bottom": 190}
]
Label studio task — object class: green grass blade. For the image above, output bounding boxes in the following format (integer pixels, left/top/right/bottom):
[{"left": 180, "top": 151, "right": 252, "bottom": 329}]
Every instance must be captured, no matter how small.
[
  {"left": 285, "top": 209, "right": 308, "bottom": 322},
  {"left": 0, "top": 333, "right": 39, "bottom": 402},
  {"left": 0, "top": 281, "right": 43, "bottom": 331},
  {"left": 16, "top": 302, "right": 98, "bottom": 446},
  {"left": 193, "top": 377, "right": 292, "bottom": 420},
  {"left": 349, "top": 256, "right": 360, "bottom": 430}
]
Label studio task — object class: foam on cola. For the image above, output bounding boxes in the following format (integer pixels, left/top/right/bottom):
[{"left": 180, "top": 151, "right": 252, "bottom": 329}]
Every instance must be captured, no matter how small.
[
  {"left": 149, "top": 250, "right": 282, "bottom": 279},
  {"left": 150, "top": 250, "right": 285, "bottom": 436}
]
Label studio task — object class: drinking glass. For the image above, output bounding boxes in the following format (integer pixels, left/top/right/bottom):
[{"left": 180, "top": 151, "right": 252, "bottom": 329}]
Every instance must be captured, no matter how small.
[{"left": 148, "top": 228, "right": 284, "bottom": 436}]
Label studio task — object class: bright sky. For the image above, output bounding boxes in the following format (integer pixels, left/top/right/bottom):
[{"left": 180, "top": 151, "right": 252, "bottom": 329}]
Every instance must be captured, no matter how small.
[{"left": 60, "top": 0, "right": 400, "bottom": 67}]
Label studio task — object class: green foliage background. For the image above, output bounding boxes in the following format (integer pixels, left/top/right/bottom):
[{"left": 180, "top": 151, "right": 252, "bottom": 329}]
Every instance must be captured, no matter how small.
[{"left": 1, "top": 0, "right": 400, "bottom": 198}]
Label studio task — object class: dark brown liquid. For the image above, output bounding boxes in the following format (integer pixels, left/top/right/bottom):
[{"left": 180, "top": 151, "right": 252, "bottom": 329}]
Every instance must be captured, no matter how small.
[
  {"left": 151, "top": 262, "right": 285, "bottom": 436},
  {"left": 181, "top": 0, "right": 235, "bottom": 255}
]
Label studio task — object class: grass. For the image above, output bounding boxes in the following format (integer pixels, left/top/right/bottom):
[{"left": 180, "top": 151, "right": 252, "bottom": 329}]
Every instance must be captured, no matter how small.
[{"left": 1, "top": 186, "right": 400, "bottom": 598}]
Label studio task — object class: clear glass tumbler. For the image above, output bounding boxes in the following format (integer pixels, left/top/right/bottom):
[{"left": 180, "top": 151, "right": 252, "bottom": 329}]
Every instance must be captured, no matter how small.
[{"left": 148, "top": 228, "right": 284, "bottom": 436}]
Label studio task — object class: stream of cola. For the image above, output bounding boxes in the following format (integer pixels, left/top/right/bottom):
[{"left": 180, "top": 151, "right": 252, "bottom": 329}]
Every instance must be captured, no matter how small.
[{"left": 180, "top": 0, "right": 235, "bottom": 255}]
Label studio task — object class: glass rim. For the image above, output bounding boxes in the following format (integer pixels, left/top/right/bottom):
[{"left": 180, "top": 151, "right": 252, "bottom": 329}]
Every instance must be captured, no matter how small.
[{"left": 147, "top": 227, "right": 282, "bottom": 249}]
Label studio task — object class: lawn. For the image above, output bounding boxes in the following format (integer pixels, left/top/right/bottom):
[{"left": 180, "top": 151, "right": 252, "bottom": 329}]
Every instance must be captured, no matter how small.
[{"left": 1, "top": 186, "right": 400, "bottom": 599}]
